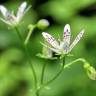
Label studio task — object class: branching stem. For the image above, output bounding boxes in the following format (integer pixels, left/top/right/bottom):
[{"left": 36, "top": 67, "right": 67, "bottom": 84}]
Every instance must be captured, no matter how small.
[{"left": 14, "top": 27, "right": 38, "bottom": 95}]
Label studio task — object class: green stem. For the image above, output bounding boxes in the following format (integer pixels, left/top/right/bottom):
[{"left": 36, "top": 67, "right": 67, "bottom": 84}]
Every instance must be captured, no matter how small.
[
  {"left": 24, "top": 25, "right": 36, "bottom": 45},
  {"left": 36, "top": 90, "right": 39, "bottom": 96},
  {"left": 41, "top": 60, "right": 47, "bottom": 84},
  {"left": 14, "top": 27, "right": 37, "bottom": 91},
  {"left": 37, "top": 57, "right": 88, "bottom": 92},
  {"left": 38, "top": 56, "right": 66, "bottom": 92},
  {"left": 15, "top": 27, "right": 24, "bottom": 42},
  {"left": 24, "top": 46, "right": 37, "bottom": 90},
  {"left": 64, "top": 58, "right": 87, "bottom": 69},
  {"left": 44, "top": 56, "right": 65, "bottom": 85},
  {"left": 43, "top": 67, "right": 63, "bottom": 86}
]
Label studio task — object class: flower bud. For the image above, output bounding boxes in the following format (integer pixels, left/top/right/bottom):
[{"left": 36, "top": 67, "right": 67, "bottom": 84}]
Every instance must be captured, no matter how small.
[
  {"left": 37, "top": 19, "right": 49, "bottom": 30},
  {"left": 83, "top": 63, "right": 90, "bottom": 69},
  {"left": 84, "top": 64, "right": 96, "bottom": 80},
  {"left": 87, "top": 66, "right": 96, "bottom": 80}
]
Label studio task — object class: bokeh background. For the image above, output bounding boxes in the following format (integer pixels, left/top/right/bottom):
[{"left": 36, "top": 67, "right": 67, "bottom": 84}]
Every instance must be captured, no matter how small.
[{"left": 0, "top": 0, "right": 96, "bottom": 96}]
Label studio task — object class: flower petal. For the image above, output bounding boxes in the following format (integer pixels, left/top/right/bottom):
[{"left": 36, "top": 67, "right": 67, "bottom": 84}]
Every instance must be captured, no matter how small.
[
  {"left": 42, "top": 32, "right": 59, "bottom": 49},
  {"left": 16, "top": 2, "right": 27, "bottom": 21},
  {"left": 63, "top": 24, "right": 71, "bottom": 45},
  {"left": 69, "top": 29, "right": 84, "bottom": 52},
  {"left": 6, "top": 11, "right": 16, "bottom": 21},
  {"left": 0, "top": 5, "right": 8, "bottom": 17},
  {"left": 61, "top": 41, "right": 69, "bottom": 53},
  {"left": 60, "top": 24, "right": 71, "bottom": 52}
]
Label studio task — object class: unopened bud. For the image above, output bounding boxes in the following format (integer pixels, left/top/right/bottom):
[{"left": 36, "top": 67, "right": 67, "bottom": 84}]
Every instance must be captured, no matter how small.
[
  {"left": 84, "top": 64, "right": 96, "bottom": 80},
  {"left": 83, "top": 63, "right": 90, "bottom": 69},
  {"left": 37, "top": 19, "right": 49, "bottom": 30}
]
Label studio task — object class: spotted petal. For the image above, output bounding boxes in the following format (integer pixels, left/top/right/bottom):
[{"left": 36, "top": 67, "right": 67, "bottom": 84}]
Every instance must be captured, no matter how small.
[
  {"left": 42, "top": 32, "right": 59, "bottom": 49},
  {"left": 63, "top": 24, "right": 71, "bottom": 45},
  {"left": 5, "top": 11, "right": 16, "bottom": 23},
  {"left": 60, "top": 24, "right": 71, "bottom": 51},
  {"left": 69, "top": 30, "right": 84, "bottom": 52},
  {"left": 0, "top": 5, "right": 8, "bottom": 17}
]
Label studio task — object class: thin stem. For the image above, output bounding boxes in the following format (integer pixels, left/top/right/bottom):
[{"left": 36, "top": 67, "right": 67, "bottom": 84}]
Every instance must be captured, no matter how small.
[
  {"left": 37, "top": 57, "right": 87, "bottom": 92},
  {"left": 24, "top": 46, "right": 37, "bottom": 90},
  {"left": 15, "top": 27, "right": 24, "bottom": 42},
  {"left": 36, "top": 90, "right": 39, "bottom": 96},
  {"left": 14, "top": 27, "right": 37, "bottom": 90},
  {"left": 24, "top": 25, "right": 36, "bottom": 45},
  {"left": 43, "top": 67, "right": 63, "bottom": 86},
  {"left": 44, "top": 57, "right": 65, "bottom": 85},
  {"left": 64, "top": 58, "right": 87, "bottom": 69},
  {"left": 62, "top": 56, "right": 66, "bottom": 67},
  {"left": 41, "top": 60, "right": 47, "bottom": 84},
  {"left": 38, "top": 56, "right": 66, "bottom": 92}
]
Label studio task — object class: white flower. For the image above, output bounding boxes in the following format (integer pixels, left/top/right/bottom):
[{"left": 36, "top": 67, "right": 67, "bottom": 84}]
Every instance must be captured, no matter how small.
[
  {"left": 0, "top": 1, "right": 31, "bottom": 26},
  {"left": 42, "top": 24, "right": 84, "bottom": 54}
]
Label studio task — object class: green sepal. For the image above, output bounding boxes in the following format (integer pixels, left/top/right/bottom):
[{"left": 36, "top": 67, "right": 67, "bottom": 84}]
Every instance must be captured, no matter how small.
[{"left": 36, "top": 53, "right": 57, "bottom": 60}]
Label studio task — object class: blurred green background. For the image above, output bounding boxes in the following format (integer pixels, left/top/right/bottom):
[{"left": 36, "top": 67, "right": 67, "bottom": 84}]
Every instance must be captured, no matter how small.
[{"left": 0, "top": 0, "right": 96, "bottom": 96}]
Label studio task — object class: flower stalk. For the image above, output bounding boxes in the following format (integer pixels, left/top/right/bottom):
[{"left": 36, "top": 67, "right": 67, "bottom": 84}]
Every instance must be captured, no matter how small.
[
  {"left": 14, "top": 26, "right": 38, "bottom": 92},
  {"left": 64, "top": 58, "right": 87, "bottom": 69},
  {"left": 24, "top": 24, "right": 36, "bottom": 45},
  {"left": 37, "top": 56, "right": 66, "bottom": 93},
  {"left": 41, "top": 60, "right": 47, "bottom": 84}
]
